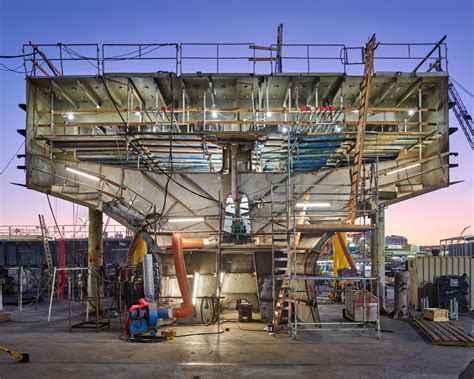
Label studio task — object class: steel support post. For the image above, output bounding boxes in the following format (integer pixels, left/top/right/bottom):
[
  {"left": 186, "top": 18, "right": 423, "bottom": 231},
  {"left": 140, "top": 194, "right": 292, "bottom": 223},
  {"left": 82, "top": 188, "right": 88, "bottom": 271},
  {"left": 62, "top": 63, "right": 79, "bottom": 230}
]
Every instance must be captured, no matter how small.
[
  {"left": 371, "top": 206, "right": 385, "bottom": 310},
  {"left": 87, "top": 208, "right": 103, "bottom": 313}
]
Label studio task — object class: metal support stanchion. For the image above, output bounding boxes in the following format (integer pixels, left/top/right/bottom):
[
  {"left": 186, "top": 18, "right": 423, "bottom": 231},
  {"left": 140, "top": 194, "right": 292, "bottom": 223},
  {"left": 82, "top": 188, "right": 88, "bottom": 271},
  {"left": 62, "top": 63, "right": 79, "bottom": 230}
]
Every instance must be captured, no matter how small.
[
  {"left": 48, "top": 267, "right": 57, "bottom": 322},
  {"left": 19, "top": 267, "right": 23, "bottom": 312}
]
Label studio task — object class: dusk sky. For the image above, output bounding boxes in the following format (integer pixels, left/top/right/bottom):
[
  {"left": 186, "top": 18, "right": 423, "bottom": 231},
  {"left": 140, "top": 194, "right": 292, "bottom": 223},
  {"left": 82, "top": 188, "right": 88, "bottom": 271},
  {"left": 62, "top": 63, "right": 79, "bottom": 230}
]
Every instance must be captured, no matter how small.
[{"left": 0, "top": 0, "right": 472, "bottom": 245}]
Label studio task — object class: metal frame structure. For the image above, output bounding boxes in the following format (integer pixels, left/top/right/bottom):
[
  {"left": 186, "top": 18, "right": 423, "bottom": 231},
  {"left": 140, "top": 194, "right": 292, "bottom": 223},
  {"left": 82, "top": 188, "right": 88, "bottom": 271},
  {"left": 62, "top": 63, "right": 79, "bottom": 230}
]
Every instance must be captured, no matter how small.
[{"left": 17, "top": 34, "right": 456, "bottom": 340}]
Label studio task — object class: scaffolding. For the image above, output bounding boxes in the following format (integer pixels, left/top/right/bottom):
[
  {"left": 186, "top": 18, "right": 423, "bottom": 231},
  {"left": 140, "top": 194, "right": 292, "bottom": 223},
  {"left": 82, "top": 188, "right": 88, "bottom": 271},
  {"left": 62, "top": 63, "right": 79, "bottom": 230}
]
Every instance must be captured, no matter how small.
[
  {"left": 266, "top": 37, "right": 382, "bottom": 338},
  {"left": 269, "top": 125, "right": 381, "bottom": 337}
]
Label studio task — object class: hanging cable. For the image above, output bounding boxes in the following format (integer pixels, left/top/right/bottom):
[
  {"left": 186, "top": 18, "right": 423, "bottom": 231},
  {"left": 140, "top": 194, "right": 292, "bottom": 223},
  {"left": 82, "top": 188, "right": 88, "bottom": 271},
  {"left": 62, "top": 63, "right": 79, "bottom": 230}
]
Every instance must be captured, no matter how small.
[
  {"left": 0, "top": 62, "right": 24, "bottom": 74},
  {"left": 105, "top": 45, "right": 164, "bottom": 60},
  {"left": 62, "top": 45, "right": 99, "bottom": 72},
  {"left": 0, "top": 53, "right": 34, "bottom": 59},
  {"left": 451, "top": 76, "right": 474, "bottom": 98},
  {"left": 159, "top": 73, "right": 175, "bottom": 217},
  {"left": 0, "top": 140, "right": 25, "bottom": 175}
]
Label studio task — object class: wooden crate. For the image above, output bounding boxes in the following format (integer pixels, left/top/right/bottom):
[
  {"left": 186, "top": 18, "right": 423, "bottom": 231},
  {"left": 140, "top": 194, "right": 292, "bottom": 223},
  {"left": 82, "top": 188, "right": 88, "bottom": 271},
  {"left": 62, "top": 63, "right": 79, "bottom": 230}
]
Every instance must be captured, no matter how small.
[{"left": 422, "top": 308, "right": 449, "bottom": 322}]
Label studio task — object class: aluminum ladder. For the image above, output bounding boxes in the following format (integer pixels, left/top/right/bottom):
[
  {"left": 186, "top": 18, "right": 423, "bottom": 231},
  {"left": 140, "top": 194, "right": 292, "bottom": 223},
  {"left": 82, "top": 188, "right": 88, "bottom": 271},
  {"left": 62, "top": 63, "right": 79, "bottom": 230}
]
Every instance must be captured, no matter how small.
[{"left": 38, "top": 214, "right": 53, "bottom": 269}]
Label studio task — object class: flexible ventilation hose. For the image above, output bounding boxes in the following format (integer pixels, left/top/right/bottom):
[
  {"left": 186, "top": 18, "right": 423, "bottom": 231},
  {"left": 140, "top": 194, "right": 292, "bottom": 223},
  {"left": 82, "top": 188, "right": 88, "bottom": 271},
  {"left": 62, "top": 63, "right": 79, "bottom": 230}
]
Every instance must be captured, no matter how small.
[{"left": 171, "top": 232, "right": 204, "bottom": 318}]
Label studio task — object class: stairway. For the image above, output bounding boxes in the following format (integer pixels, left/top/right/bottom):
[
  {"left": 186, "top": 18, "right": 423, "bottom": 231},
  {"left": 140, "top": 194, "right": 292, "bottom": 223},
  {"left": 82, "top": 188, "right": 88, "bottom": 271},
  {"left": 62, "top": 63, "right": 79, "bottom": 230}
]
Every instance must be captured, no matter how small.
[
  {"left": 448, "top": 80, "right": 474, "bottom": 149},
  {"left": 270, "top": 181, "right": 292, "bottom": 331}
]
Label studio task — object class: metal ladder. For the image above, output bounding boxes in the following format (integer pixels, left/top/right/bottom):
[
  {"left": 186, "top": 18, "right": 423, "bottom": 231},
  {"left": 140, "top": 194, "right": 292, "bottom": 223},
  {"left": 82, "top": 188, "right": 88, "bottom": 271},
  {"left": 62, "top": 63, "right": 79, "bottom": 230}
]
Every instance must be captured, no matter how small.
[
  {"left": 348, "top": 35, "right": 377, "bottom": 224},
  {"left": 270, "top": 182, "right": 291, "bottom": 331},
  {"left": 271, "top": 131, "right": 299, "bottom": 333},
  {"left": 38, "top": 214, "right": 53, "bottom": 269}
]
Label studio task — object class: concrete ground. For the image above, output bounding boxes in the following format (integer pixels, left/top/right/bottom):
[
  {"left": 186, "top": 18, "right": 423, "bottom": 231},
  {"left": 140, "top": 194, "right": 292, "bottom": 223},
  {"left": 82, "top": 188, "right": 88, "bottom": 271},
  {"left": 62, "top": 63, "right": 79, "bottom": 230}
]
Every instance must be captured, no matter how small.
[{"left": 0, "top": 302, "right": 472, "bottom": 379}]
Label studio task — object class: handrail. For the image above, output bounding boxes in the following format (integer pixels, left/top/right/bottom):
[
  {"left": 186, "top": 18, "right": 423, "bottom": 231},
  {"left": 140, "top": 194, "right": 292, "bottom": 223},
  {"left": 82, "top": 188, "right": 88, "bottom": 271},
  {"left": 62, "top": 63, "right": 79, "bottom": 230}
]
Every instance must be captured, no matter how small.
[
  {"left": 21, "top": 39, "right": 449, "bottom": 77},
  {"left": 0, "top": 224, "right": 131, "bottom": 239}
]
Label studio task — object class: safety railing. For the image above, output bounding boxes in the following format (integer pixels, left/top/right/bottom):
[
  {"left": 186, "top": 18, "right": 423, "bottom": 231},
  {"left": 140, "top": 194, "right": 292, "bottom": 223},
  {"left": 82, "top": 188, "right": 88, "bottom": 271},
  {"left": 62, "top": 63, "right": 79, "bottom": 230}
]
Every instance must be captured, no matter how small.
[
  {"left": 0, "top": 224, "right": 132, "bottom": 240},
  {"left": 22, "top": 43, "right": 100, "bottom": 76},
  {"left": 21, "top": 37, "right": 448, "bottom": 77},
  {"left": 180, "top": 42, "right": 258, "bottom": 74},
  {"left": 269, "top": 43, "right": 347, "bottom": 74},
  {"left": 102, "top": 43, "right": 179, "bottom": 74}
]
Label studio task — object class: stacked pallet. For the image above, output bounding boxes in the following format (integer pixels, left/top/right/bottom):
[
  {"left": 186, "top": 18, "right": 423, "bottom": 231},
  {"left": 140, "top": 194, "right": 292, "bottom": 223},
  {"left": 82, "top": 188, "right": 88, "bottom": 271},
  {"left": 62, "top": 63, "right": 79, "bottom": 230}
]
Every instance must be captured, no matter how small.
[{"left": 412, "top": 318, "right": 474, "bottom": 347}]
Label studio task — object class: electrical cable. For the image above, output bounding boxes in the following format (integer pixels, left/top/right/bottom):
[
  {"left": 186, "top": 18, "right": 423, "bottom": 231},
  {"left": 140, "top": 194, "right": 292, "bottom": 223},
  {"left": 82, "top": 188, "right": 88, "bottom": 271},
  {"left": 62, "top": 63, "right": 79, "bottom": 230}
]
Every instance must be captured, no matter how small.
[
  {"left": 0, "top": 62, "right": 24, "bottom": 74},
  {"left": 237, "top": 323, "right": 267, "bottom": 332},
  {"left": 158, "top": 73, "right": 176, "bottom": 218},
  {"left": 451, "top": 76, "right": 474, "bottom": 98},
  {"left": 0, "top": 140, "right": 26, "bottom": 175},
  {"left": 0, "top": 53, "right": 34, "bottom": 59},
  {"left": 175, "top": 327, "right": 227, "bottom": 337},
  {"left": 62, "top": 45, "right": 99, "bottom": 72},
  {"left": 200, "top": 296, "right": 217, "bottom": 326},
  {"left": 105, "top": 45, "right": 164, "bottom": 60},
  {"left": 119, "top": 334, "right": 166, "bottom": 343},
  {"left": 0, "top": 111, "right": 38, "bottom": 177}
]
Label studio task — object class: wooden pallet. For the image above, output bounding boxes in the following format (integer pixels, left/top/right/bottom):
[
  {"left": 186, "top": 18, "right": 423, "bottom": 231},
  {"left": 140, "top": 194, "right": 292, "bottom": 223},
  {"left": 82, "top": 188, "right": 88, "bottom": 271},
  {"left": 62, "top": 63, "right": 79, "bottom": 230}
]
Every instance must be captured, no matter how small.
[{"left": 412, "top": 318, "right": 474, "bottom": 347}]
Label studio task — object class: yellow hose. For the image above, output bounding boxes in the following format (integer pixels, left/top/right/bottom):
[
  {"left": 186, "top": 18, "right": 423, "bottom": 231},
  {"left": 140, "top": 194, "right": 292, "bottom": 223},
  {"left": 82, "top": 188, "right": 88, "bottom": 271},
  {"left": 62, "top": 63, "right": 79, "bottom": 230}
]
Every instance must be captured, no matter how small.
[{"left": 0, "top": 345, "right": 29, "bottom": 362}]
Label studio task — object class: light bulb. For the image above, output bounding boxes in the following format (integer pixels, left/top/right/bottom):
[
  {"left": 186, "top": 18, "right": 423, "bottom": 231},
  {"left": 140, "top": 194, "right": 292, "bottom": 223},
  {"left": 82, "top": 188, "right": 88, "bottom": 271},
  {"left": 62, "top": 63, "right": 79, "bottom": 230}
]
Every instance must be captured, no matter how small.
[
  {"left": 266, "top": 111, "right": 272, "bottom": 117},
  {"left": 66, "top": 113, "right": 74, "bottom": 121},
  {"left": 212, "top": 111, "right": 218, "bottom": 118}
]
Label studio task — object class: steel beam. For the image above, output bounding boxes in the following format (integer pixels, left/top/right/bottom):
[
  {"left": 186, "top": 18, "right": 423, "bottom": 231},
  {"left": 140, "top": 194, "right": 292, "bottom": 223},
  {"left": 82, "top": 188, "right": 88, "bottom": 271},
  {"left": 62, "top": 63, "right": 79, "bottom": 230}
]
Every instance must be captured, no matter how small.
[{"left": 370, "top": 206, "right": 385, "bottom": 309}]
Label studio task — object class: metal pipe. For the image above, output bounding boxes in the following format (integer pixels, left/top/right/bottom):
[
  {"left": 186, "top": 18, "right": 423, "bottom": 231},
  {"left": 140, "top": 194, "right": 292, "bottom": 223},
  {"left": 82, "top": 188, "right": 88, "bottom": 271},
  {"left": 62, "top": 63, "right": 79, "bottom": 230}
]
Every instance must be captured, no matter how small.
[
  {"left": 48, "top": 267, "right": 57, "bottom": 322},
  {"left": 142, "top": 254, "right": 154, "bottom": 301}
]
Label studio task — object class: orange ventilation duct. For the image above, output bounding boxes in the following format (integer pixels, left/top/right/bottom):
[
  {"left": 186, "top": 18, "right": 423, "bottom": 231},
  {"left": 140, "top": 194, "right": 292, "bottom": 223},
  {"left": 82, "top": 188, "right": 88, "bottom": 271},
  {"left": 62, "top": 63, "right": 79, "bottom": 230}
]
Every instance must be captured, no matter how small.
[{"left": 171, "top": 233, "right": 205, "bottom": 318}]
